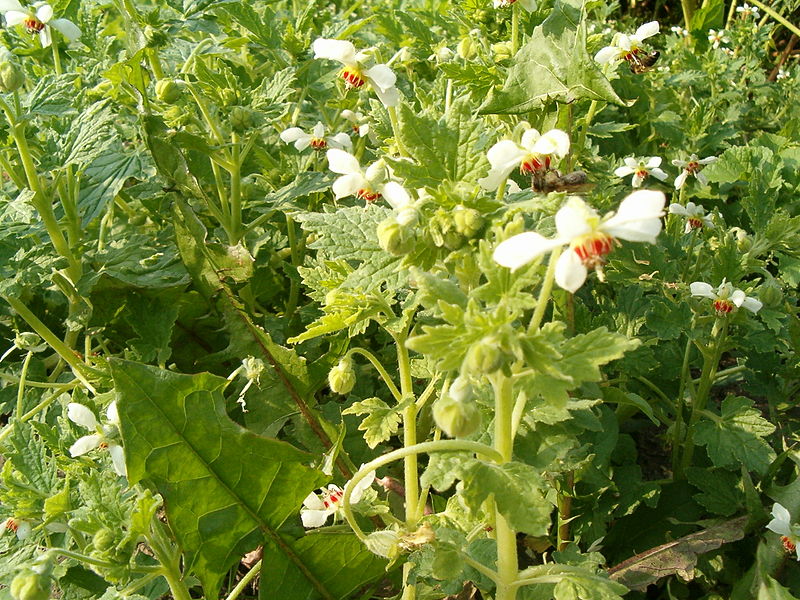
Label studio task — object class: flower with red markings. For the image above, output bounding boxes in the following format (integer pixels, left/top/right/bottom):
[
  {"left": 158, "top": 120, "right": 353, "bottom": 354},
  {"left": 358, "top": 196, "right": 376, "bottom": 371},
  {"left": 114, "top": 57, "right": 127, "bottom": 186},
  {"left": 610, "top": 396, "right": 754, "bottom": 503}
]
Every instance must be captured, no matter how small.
[
  {"left": 672, "top": 154, "right": 717, "bottom": 189},
  {"left": 668, "top": 201, "right": 714, "bottom": 232},
  {"left": 301, "top": 469, "right": 376, "bottom": 528},
  {"left": 67, "top": 402, "right": 126, "bottom": 477},
  {"left": 478, "top": 128, "right": 570, "bottom": 191},
  {"left": 690, "top": 279, "right": 762, "bottom": 316},
  {"left": 615, "top": 156, "right": 668, "bottom": 188},
  {"left": 767, "top": 503, "right": 800, "bottom": 560},
  {"left": 594, "top": 21, "right": 660, "bottom": 68},
  {"left": 0, "top": 1, "right": 81, "bottom": 47},
  {"left": 280, "top": 121, "right": 352, "bottom": 153}
]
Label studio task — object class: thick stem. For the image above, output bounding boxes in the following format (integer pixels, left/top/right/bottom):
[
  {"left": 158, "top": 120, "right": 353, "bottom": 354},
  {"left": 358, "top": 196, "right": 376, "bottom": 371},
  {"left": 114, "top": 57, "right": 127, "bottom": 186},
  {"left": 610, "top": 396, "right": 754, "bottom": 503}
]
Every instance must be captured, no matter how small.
[
  {"left": 394, "top": 333, "right": 419, "bottom": 530},
  {"left": 51, "top": 40, "right": 62, "bottom": 75},
  {"left": 680, "top": 0, "right": 696, "bottom": 29},
  {"left": 15, "top": 351, "right": 33, "bottom": 416},
  {"left": 147, "top": 520, "right": 193, "bottom": 600},
  {"left": 230, "top": 132, "right": 242, "bottom": 244},
  {"left": 671, "top": 337, "right": 693, "bottom": 477},
  {"left": 571, "top": 100, "right": 599, "bottom": 169},
  {"left": 284, "top": 214, "right": 301, "bottom": 320},
  {"left": 556, "top": 471, "right": 574, "bottom": 550},
  {"left": 745, "top": 0, "right": 800, "bottom": 38},
  {"left": 511, "top": 5, "right": 520, "bottom": 55},
  {"left": 224, "top": 560, "right": 261, "bottom": 600},
  {"left": 387, "top": 106, "right": 409, "bottom": 157}
]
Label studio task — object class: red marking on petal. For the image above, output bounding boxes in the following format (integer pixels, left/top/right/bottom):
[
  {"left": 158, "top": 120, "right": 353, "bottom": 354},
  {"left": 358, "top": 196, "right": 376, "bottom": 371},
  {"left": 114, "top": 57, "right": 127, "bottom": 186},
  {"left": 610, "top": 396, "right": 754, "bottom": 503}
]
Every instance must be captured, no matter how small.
[
  {"left": 310, "top": 138, "right": 327, "bottom": 150},
  {"left": 341, "top": 68, "right": 366, "bottom": 88},
  {"left": 5, "top": 518, "right": 18, "bottom": 532},
  {"left": 687, "top": 217, "right": 703, "bottom": 230},
  {"left": 24, "top": 18, "right": 45, "bottom": 33},
  {"left": 783, "top": 536, "right": 797, "bottom": 553},
  {"left": 520, "top": 155, "right": 544, "bottom": 176},
  {"left": 357, "top": 188, "right": 381, "bottom": 203},
  {"left": 573, "top": 233, "right": 615, "bottom": 268},
  {"left": 713, "top": 299, "right": 734, "bottom": 314}
]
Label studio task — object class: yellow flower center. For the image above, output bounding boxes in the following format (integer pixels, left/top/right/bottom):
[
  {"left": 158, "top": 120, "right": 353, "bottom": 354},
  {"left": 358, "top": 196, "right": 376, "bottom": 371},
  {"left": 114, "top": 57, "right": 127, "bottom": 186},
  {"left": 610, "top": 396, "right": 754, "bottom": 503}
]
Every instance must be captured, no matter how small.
[
  {"left": 310, "top": 137, "right": 327, "bottom": 150},
  {"left": 572, "top": 232, "right": 616, "bottom": 268},
  {"left": 341, "top": 67, "right": 366, "bottom": 88},
  {"left": 24, "top": 17, "right": 45, "bottom": 33}
]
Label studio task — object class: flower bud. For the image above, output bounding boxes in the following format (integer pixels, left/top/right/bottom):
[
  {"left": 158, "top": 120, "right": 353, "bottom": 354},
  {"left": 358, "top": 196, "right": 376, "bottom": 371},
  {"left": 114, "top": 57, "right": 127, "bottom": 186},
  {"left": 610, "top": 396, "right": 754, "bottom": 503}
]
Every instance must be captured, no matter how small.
[
  {"left": 10, "top": 570, "right": 49, "bottom": 600},
  {"left": 144, "top": 25, "right": 169, "bottom": 49},
  {"left": 230, "top": 106, "right": 255, "bottom": 133},
  {"left": 364, "top": 530, "right": 400, "bottom": 559},
  {"left": 328, "top": 358, "right": 356, "bottom": 395},
  {"left": 447, "top": 376, "right": 473, "bottom": 403},
  {"left": 243, "top": 356, "right": 266, "bottom": 382},
  {"left": 0, "top": 50, "right": 23, "bottom": 93},
  {"left": 731, "top": 227, "right": 752, "bottom": 253},
  {"left": 453, "top": 206, "right": 484, "bottom": 238},
  {"left": 155, "top": 79, "right": 182, "bottom": 103},
  {"left": 92, "top": 527, "right": 115, "bottom": 552},
  {"left": 377, "top": 218, "right": 414, "bottom": 255},
  {"left": 760, "top": 279, "right": 783, "bottom": 308},
  {"left": 457, "top": 37, "right": 477, "bottom": 60},
  {"left": 464, "top": 336, "right": 505, "bottom": 374},
  {"left": 433, "top": 391, "right": 480, "bottom": 438},
  {"left": 492, "top": 41, "right": 513, "bottom": 62}
]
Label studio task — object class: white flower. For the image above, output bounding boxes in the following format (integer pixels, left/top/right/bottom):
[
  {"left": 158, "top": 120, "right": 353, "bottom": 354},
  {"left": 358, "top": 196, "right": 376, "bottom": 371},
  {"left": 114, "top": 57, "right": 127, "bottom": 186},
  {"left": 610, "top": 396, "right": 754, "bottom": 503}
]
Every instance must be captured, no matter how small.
[
  {"left": 312, "top": 38, "right": 400, "bottom": 107},
  {"left": 493, "top": 0, "right": 537, "bottom": 12},
  {"left": 672, "top": 154, "right": 717, "bottom": 189},
  {"left": 1, "top": 517, "right": 32, "bottom": 540},
  {"left": 493, "top": 191, "right": 666, "bottom": 292},
  {"left": 708, "top": 29, "right": 730, "bottom": 48},
  {"left": 767, "top": 503, "right": 800, "bottom": 560},
  {"left": 478, "top": 128, "right": 570, "bottom": 191},
  {"left": 280, "top": 121, "right": 352, "bottom": 153},
  {"left": 615, "top": 156, "right": 668, "bottom": 187},
  {"left": 777, "top": 67, "right": 789, "bottom": 81},
  {"left": 327, "top": 148, "right": 401, "bottom": 203},
  {"left": 670, "top": 25, "right": 689, "bottom": 37},
  {"left": 594, "top": 21, "right": 660, "bottom": 66},
  {"left": 0, "top": 1, "right": 81, "bottom": 47},
  {"left": 668, "top": 201, "right": 714, "bottom": 232},
  {"left": 382, "top": 182, "right": 418, "bottom": 226},
  {"left": 690, "top": 279, "right": 762, "bottom": 315},
  {"left": 301, "top": 469, "right": 376, "bottom": 528},
  {"left": 736, "top": 3, "right": 759, "bottom": 18},
  {"left": 67, "top": 401, "right": 126, "bottom": 477},
  {"left": 340, "top": 109, "right": 370, "bottom": 137},
  {"left": 427, "top": 45, "right": 455, "bottom": 63}
]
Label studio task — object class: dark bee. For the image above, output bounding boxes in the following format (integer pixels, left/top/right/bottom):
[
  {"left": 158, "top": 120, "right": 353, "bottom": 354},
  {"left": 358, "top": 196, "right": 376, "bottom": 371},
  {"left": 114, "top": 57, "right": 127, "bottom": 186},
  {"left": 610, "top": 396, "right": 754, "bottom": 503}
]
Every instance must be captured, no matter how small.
[
  {"left": 532, "top": 170, "right": 594, "bottom": 194},
  {"left": 629, "top": 50, "right": 660, "bottom": 74}
]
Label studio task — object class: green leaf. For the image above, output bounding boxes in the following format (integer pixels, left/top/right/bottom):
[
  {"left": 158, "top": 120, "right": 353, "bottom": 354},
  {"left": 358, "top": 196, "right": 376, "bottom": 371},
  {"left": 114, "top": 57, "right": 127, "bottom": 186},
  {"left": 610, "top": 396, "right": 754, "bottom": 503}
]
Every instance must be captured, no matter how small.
[
  {"left": 758, "top": 575, "right": 800, "bottom": 600},
  {"left": 25, "top": 74, "right": 79, "bottom": 116},
  {"left": 124, "top": 293, "right": 180, "bottom": 364},
  {"left": 110, "top": 359, "right": 327, "bottom": 598},
  {"left": 686, "top": 467, "right": 744, "bottom": 516},
  {"left": 694, "top": 396, "right": 776, "bottom": 474},
  {"left": 460, "top": 461, "right": 551, "bottom": 536},
  {"left": 342, "top": 397, "right": 406, "bottom": 449},
  {"left": 480, "top": 1, "right": 626, "bottom": 114},
  {"left": 260, "top": 531, "right": 386, "bottom": 600}
]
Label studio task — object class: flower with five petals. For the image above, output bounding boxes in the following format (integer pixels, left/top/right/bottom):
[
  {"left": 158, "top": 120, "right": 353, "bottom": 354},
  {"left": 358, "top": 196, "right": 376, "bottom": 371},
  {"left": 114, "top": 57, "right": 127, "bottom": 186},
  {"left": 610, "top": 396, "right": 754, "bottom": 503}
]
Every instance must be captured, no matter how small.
[
  {"left": 594, "top": 21, "right": 660, "bottom": 67},
  {"left": 478, "top": 128, "right": 570, "bottom": 191},
  {"left": 68, "top": 402, "right": 126, "bottom": 477},
  {"left": 327, "top": 148, "right": 397, "bottom": 203},
  {"left": 0, "top": 1, "right": 81, "bottom": 47},
  {"left": 312, "top": 38, "right": 400, "bottom": 107},
  {"left": 301, "top": 469, "right": 376, "bottom": 528},
  {"left": 615, "top": 156, "right": 668, "bottom": 187},
  {"left": 708, "top": 29, "right": 730, "bottom": 48},
  {"left": 690, "top": 279, "right": 762, "bottom": 315},
  {"left": 493, "top": 190, "right": 666, "bottom": 292},
  {"left": 280, "top": 122, "right": 352, "bottom": 152},
  {"left": 668, "top": 201, "right": 714, "bottom": 232},
  {"left": 672, "top": 154, "right": 717, "bottom": 189},
  {"left": 767, "top": 503, "right": 800, "bottom": 559}
]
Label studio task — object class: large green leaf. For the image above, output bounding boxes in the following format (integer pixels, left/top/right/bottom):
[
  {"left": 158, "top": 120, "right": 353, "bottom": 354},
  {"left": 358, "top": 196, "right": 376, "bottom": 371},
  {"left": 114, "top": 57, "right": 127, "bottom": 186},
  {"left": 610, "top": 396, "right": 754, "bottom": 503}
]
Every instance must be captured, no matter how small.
[
  {"left": 110, "top": 360, "right": 327, "bottom": 597},
  {"left": 480, "top": 0, "right": 626, "bottom": 114}
]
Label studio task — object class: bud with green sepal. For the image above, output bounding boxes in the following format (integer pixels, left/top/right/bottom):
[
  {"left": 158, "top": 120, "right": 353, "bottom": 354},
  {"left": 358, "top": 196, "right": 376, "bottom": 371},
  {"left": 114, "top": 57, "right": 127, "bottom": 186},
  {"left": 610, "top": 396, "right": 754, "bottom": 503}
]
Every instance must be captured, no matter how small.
[
  {"left": 433, "top": 376, "right": 480, "bottom": 438},
  {"left": 453, "top": 205, "right": 484, "bottom": 238},
  {"left": 760, "top": 278, "right": 783, "bottom": 308},
  {"left": 155, "top": 79, "right": 183, "bottom": 103},
  {"left": 464, "top": 335, "right": 511, "bottom": 374},
  {"left": 378, "top": 217, "right": 415, "bottom": 255},
  {"left": 0, "top": 48, "right": 24, "bottom": 93},
  {"left": 329, "top": 357, "right": 356, "bottom": 395}
]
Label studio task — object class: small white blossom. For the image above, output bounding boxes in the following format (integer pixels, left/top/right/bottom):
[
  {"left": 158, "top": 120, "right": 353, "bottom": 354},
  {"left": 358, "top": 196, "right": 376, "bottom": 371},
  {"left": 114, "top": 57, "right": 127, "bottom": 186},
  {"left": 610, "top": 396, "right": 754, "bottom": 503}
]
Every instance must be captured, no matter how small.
[
  {"left": 340, "top": 109, "right": 370, "bottom": 137},
  {"left": 736, "top": 3, "right": 760, "bottom": 18},
  {"left": 280, "top": 122, "right": 352, "bottom": 153},
  {"left": 313, "top": 38, "right": 400, "bottom": 107},
  {"left": 1, "top": 517, "right": 32, "bottom": 540},
  {"left": 427, "top": 45, "right": 454, "bottom": 63},
  {"left": 767, "top": 503, "right": 800, "bottom": 560},
  {"left": 615, "top": 156, "right": 668, "bottom": 187},
  {"left": 668, "top": 202, "right": 714, "bottom": 232},
  {"left": 670, "top": 25, "right": 689, "bottom": 37},
  {"left": 776, "top": 67, "right": 789, "bottom": 81},
  {"left": 327, "top": 148, "right": 404, "bottom": 204},
  {"left": 594, "top": 21, "right": 660, "bottom": 66},
  {"left": 301, "top": 469, "right": 376, "bottom": 528},
  {"left": 68, "top": 402, "right": 126, "bottom": 477},
  {"left": 478, "top": 128, "right": 570, "bottom": 191},
  {"left": 708, "top": 29, "right": 730, "bottom": 49},
  {"left": 690, "top": 279, "right": 762, "bottom": 315},
  {"left": 493, "top": 0, "right": 537, "bottom": 11},
  {"left": 672, "top": 154, "right": 717, "bottom": 189},
  {"left": 493, "top": 191, "right": 666, "bottom": 292},
  {"left": 0, "top": 1, "right": 80, "bottom": 47}
]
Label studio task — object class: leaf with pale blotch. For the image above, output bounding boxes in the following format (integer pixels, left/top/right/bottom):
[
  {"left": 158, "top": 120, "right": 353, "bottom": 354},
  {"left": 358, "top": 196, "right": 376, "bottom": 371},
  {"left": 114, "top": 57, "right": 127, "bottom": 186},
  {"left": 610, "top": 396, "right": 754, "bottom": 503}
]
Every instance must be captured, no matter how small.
[{"left": 111, "top": 360, "right": 327, "bottom": 598}]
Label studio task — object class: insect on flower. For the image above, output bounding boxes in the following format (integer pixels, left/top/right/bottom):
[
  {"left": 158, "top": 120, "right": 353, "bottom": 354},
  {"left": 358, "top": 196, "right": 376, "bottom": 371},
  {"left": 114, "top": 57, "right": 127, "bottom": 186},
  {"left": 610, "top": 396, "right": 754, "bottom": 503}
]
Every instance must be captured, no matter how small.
[
  {"left": 280, "top": 121, "right": 352, "bottom": 153},
  {"left": 493, "top": 190, "right": 666, "bottom": 292},
  {"left": 594, "top": 21, "right": 660, "bottom": 74},
  {"left": 0, "top": 0, "right": 81, "bottom": 47},
  {"left": 615, "top": 156, "right": 668, "bottom": 188},
  {"left": 478, "top": 128, "right": 570, "bottom": 192},
  {"left": 301, "top": 469, "right": 376, "bottom": 528},
  {"left": 690, "top": 279, "right": 762, "bottom": 316}
]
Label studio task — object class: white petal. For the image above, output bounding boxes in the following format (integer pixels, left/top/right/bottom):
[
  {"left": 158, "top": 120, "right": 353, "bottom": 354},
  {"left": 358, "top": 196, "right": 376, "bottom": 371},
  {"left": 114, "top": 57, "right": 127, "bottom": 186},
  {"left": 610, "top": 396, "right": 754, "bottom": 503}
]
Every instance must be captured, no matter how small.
[
  {"left": 69, "top": 434, "right": 102, "bottom": 457},
  {"left": 519, "top": 0, "right": 537, "bottom": 11},
  {"left": 311, "top": 122, "right": 325, "bottom": 138},
  {"left": 741, "top": 296, "right": 762, "bottom": 313},
  {"left": 36, "top": 3, "right": 52, "bottom": 22},
  {"left": 327, "top": 148, "right": 361, "bottom": 175},
  {"left": 635, "top": 21, "right": 660, "bottom": 40},
  {"left": 382, "top": 182, "right": 410, "bottom": 210},
  {"left": 698, "top": 156, "right": 718, "bottom": 165},
  {"left": 520, "top": 128, "right": 541, "bottom": 150},
  {"left": 328, "top": 132, "right": 352, "bottom": 152},
  {"left": 602, "top": 190, "right": 665, "bottom": 243},
  {"left": 674, "top": 170, "right": 689, "bottom": 190},
  {"left": 106, "top": 401, "right": 119, "bottom": 424},
  {"left": 332, "top": 173, "right": 366, "bottom": 199},
  {"left": 614, "top": 166, "right": 635, "bottom": 177},
  {"left": 478, "top": 168, "right": 511, "bottom": 192},
  {"left": 624, "top": 157, "right": 639, "bottom": 168},
  {"left": 50, "top": 18, "right": 80, "bottom": 41},
  {"left": 280, "top": 127, "right": 306, "bottom": 144},
  {"left": 631, "top": 172, "right": 644, "bottom": 187},
  {"left": 108, "top": 444, "right": 127, "bottom": 477},
  {"left": 650, "top": 167, "right": 668, "bottom": 181},
  {"left": 493, "top": 232, "right": 563, "bottom": 271},
  {"left": 594, "top": 46, "right": 620, "bottom": 64},
  {"left": 373, "top": 84, "right": 400, "bottom": 107},
  {"left": 668, "top": 203, "right": 688, "bottom": 215},
  {"left": 672, "top": 159, "right": 688, "bottom": 168},
  {"left": 486, "top": 140, "right": 527, "bottom": 171},
  {"left": 302, "top": 491, "right": 325, "bottom": 510},
  {"left": 364, "top": 64, "right": 397, "bottom": 92},
  {"left": 301, "top": 508, "right": 333, "bottom": 528},
  {"left": 532, "top": 129, "right": 570, "bottom": 158},
  {"left": 351, "top": 469, "right": 376, "bottom": 504},
  {"left": 767, "top": 517, "right": 793, "bottom": 537},
  {"left": 555, "top": 197, "right": 594, "bottom": 240},
  {"left": 646, "top": 156, "right": 662, "bottom": 168},
  {"left": 555, "top": 250, "right": 588, "bottom": 293},
  {"left": 294, "top": 136, "right": 312, "bottom": 151},
  {"left": 38, "top": 26, "right": 51, "bottom": 47},
  {"left": 695, "top": 171, "right": 709, "bottom": 186},
  {"left": 0, "top": 0, "right": 25, "bottom": 12},
  {"left": 15, "top": 521, "right": 31, "bottom": 540},
  {"left": 68, "top": 403, "right": 98, "bottom": 429},
  {"left": 730, "top": 289, "right": 746, "bottom": 307},
  {"left": 690, "top": 281, "right": 716, "bottom": 299},
  {"left": 312, "top": 38, "right": 357, "bottom": 65}
]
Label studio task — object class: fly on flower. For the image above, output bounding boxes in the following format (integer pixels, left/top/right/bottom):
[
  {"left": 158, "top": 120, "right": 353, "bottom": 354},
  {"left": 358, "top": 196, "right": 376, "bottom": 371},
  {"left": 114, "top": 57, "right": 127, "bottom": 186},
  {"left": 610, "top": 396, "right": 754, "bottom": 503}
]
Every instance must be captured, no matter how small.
[
  {"left": 0, "top": 1, "right": 81, "bottom": 47},
  {"left": 690, "top": 279, "right": 762, "bottom": 316},
  {"left": 280, "top": 122, "right": 352, "bottom": 153},
  {"left": 478, "top": 128, "right": 570, "bottom": 192},
  {"left": 594, "top": 21, "right": 660, "bottom": 74},
  {"left": 493, "top": 190, "right": 666, "bottom": 292},
  {"left": 301, "top": 469, "right": 376, "bottom": 528},
  {"left": 312, "top": 38, "right": 400, "bottom": 107},
  {"left": 668, "top": 201, "right": 714, "bottom": 232},
  {"left": 672, "top": 154, "right": 717, "bottom": 189},
  {"left": 615, "top": 156, "right": 668, "bottom": 188}
]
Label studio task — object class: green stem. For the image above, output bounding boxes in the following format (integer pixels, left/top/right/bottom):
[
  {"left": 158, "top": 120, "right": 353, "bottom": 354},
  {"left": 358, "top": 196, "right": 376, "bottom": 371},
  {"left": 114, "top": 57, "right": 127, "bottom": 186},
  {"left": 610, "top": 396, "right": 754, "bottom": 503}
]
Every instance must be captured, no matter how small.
[
  {"left": 511, "top": 5, "right": 520, "bottom": 55},
  {"left": 0, "top": 151, "right": 26, "bottom": 189},
  {"left": 146, "top": 48, "right": 165, "bottom": 80},
  {"left": 393, "top": 332, "right": 419, "bottom": 531},
  {"left": 230, "top": 132, "right": 242, "bottom": 244},
  {"left": 671, "top": 336, "right": 693, "bottom": 476},
  {"left": 495, "top": 176, "right": 509, "bottom": 202},
  {"left": 745, "top": 0, "right": 800, "bottom": 38},
  {"left": 680, "top": 228, "right": 698, "bottom": 282},
  {"left": 444, "top": 79, "right": 453, "bottom": 116},
  {"left": 15, "top": 351, "right": 33, "bottom": 417},
  {"left": 0, "top": 388, "right": 65, "bottom": 443},
  {"left": 345, "top": 347, "right": 402, "bottom": 402},
  {"left": 387, "top": 106, "right": 409, "bottom": 157},
  {"left": 0, "top": 372, "right": 78, "bottom": 389},
  {"left": 680, "top": 0, "right": 696, "bottom": 28},
  {"left": 51, "top": 40, "right": 62, "bottom": 75},
  {"left": 341, "top": 440, "right": 503, "bottom": 539},
  {"left": 528, "top": 245, "right": 561, "bottom": 333},
  {"left": 571, "top": 100, "right": 599, "bottom": 169},
  {"left": 284, "top": 214, "right": 301, "bottom": 319},
  {"left": 224, "top": 560, "right": 261, "bottom": 600},
  {"left": 147, "top": 520, "right": 192, "bottom": 600},
  {"left": 47, "top": 548, "right": 161, "bottom": 573}
]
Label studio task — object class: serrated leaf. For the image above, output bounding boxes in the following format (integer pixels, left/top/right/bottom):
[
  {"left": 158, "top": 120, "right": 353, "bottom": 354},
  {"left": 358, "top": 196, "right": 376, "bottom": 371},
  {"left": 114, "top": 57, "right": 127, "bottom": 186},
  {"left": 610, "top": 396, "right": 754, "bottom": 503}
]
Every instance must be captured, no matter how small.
[
  {"left": 460, "top": 461, "right": 551, "bottom": 536},
  {"left": 25, "top": 73, "right": 79, "bottom": 116},
  {"left": 124, "top": 293, "right": 180, "bottom": 364},
  {"left": 694, "top": 396, "right": 776, "bottom": 474},
  {"left": 480, "top": 1, "right": 626, "bottom": 114},
  {"left": 409, "top": 267, "right": 468, "bottom": 310},
  {"left": 260, "top": 531, "right": 386, "bottom": 600},
  {"left": 342, "top": 397, "right": 404, "bottom": 448},
  {"left": 686, "top": 468, "right": 743, "bottom": 516},
  {"left": 111, "top": 360, "right": 327, "bottom": 598}
]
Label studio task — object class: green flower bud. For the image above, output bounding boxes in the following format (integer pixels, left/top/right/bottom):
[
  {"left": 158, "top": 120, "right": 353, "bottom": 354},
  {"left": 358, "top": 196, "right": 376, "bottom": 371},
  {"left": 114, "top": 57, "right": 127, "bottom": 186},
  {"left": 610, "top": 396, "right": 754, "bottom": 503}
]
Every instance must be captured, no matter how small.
[
  {"left": 0, "top": 50, "right": 23, "bottom": 93},
  {"left": 92, "top": 527, "right": 115, "bottom": 552},
  {"left": 162, "top": 105, "right": 191, "bottom": 127},
  {"left": 442, "top": 229, "right": 464, "bottom": 250},
  {"left": 329, "top": 358, "right": 356, "bottom": 395},
  {"left": 464, "top": 336, "right": 505, "bottom": 374},
  {"left": 492, "top": 41, "right": 513, "bottom": 62},
  {"left": 230, "top": 106, "right": 255, "bottom": 133},
  {"left": 377, "top": 218, "right": 414, "bottom": 255},
  {"left": 364, "top": 530, "right": 400, "bottom": 559},
  {"left": 155, "top": 79, "right": 182, "bottom": 103},
  {"left": 144, "top": 25, "right": 169, "bottom": 49},
  {"left": 760, "top": 279, "right": 783, "bottom": 307},
  {"left": 731, "top": 227, "right": 752, "bottom": 253},
  {"left": 457, "top": 37, "right": 477, "bottom": 60},
  {"left": 433, "top": 380, "right": 481, "bottom": 438},
  {"left": 453, "top": 206, "right": 484, "bottom": 238},
  {"left": 10, "top": 570, "right": 49, "bottom": 600},
  {"left": 219, "top": 88, "right": 237, "bottom": 107}
]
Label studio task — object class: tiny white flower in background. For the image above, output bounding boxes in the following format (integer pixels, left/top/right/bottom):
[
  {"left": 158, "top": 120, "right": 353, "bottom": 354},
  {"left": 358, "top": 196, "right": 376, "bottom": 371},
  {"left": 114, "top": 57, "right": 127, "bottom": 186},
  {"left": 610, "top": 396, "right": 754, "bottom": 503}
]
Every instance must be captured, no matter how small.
[
  {"left": 327, "top": 148, "right": 396, "bottom": 203},
  {"left": 708, "top": 29, "right": 730, "bottom": 49},
  {"left": 668, "top": 201, "right": 714, "bottom": 232},
  {"left": 1, "top": 517, "right": 32, "bottom": 540},
  {"left": 312, "top": 38, "right": 400, "bottom": 107},
  {"left": 493, "top": 190, "right": 666, "bottom": 292},
  {"left": 340, "top": 109, "right": 370, "bottom": 137},
  {"left": 767, "top": 503, "right": 800, "bottom": 560},
  {"left": 736, "top": 3, "right": 759, "bottom": 18},
  {"left": 301, "top": 469, "right": 376, "bottom": 528},
  {"left": 670, "top": 25, "right": 689, "bottom": 37},
  {"left": 68, "top": 402, "right": 126, "bottom": 477},
  {"left": 280, "top": 122, "right": 352, "bottom": 153},
  {"left": 776, "top": 67, "right": 789, "bottom": 81},
  {"left": 594, "top": 21, "right": 660, "bottom": 66},
  {"left": 382, "top": 182, "right": 418, "bottom": 226},
  {"left": 672, "top": 154, "right": 717, "bottom": 189},
  {"left": 690, "top": 279, "right": 762, "bottom": 315},
  {"left": 615, "top": 156, "right": 668, "bottom": 187},
  {"left": 0, "top": 0, "right": 81, "bottom": 47},
  {"left": 478, "top": 128, "right": 570, "bottom": 191},
  {"left": 427, "top": 45, "right": 455, "bottom": 63},
  {"left": 493, "top": 0, "right": 537, "bottom": 12}
]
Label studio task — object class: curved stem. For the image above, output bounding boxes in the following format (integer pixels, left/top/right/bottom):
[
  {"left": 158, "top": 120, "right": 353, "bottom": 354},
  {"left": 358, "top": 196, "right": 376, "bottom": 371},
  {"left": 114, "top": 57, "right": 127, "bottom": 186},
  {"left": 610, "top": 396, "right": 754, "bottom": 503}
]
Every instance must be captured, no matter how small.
[
  {"left": 15, "top": 351, "right": 33, "bottom": 417},
  {"left": 47, "top": 548, "right": 160, "bottom": 573},
  {"left": 224, "top": 560, "right": 262, "bottom": 600},
  {"left": 528, "top": 245, "right": 562, "bottom": 333},
  {"left": 460, "top": 550, "right": 500, "bottom": 583},
  {"left": 51, "top": 40, "right": 62, "bottom": 75},
  {"left": 571, "top": 100, "right": 599, "bottom": 169},
  {"left": 346, "top": 347, "right": 402, "bottom": 401},
  {"left": 0, "top": 388, "right": 64, "bottom": 444},
  {"left": 495, "top": 177, "right": 509, "bottom": 203}
]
